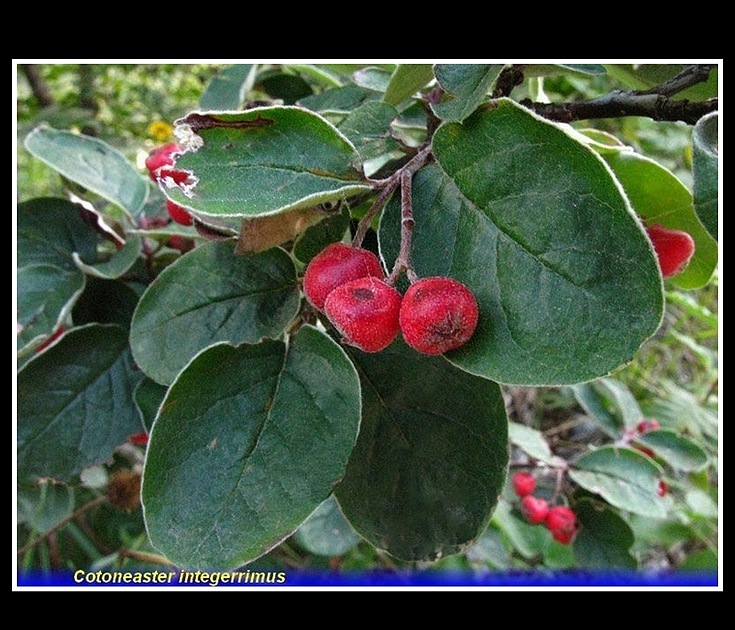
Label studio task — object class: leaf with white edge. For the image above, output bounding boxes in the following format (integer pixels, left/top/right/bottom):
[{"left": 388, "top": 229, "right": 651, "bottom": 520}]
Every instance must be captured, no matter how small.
[
  {"left": 602, "top": 150, "right": 717, "bottom": 289},
  {"left": 382, "top": 65, "right": 434, "bottom": 107},
  {"left": 141, "top": 326, "right": 361, "bottom": 570},
  {"left": 134, "top": 378, "right": 168, "bottom": 432},
  {"left": 636, "top": 429, "right": 709, "bottom": 472},
  {"left": 337, "top": 101, "right": 399, "bottom": 164},
  {"left": 199, "top": 64, "right": 257, "bottom": 110},
  {"left": 335, "top": 339, "right": 508, "bottom": 562},
  {"left": 508, "top": 422, "right": 557, "bottom": 465},
  {"left": 692, "top": 111, "right": 718, "bottom": 241},
  {"left": 17, "top": 325, "right": 143, "bottom": 482},
  {"left": 573, "top": 499, "right": 636, "bottom": 569},
  {"left": 165, "top": 107, "right": 369, "bottom": 219},
  {"left": 24, "top": 127, "right": 148, "bottom": 217},
  {"left": 293, "top": 495, "right": 360, "bottom": 557},
  {"left": 570, "top": 383, "right": 622, "bottom": 438},
  {"left": 353, "top": 67, "right": 392, "bottom": 93},
  {"left": 386, "top": 99, "right": 663, "bottom": 386},
  {"left": 130, "top": 241, "right": 300, "bottom": 385},
  {"left": 73, "top": 235, "right": 142, "bottom": 280},
  {"left": 569, "top": 446, "right": 668, "bottom": 518},
  {"left": 596, "top": 378, "right": 642, "bottom": 430},
  {"left": 432, "top": 64, "right": 505, "bottom": 122}
]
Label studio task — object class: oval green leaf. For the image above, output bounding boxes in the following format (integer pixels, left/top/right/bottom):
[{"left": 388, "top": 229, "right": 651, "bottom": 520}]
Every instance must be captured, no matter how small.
[
  {"left": 573, "top": 498, "right": 636, "bottom": 569},
  {"left": 294, "top": 495, "right": 361, "bottom": 557},
  {"left": 337, "top": 101, "right": 399, "bottom": 164},
  {"left": 432, "top": 64, "right": 505, "bottom": 122},
  {"left": 335, "top": 339, "right": 508, "bottom": 562},
  {"left": 165, "top": 107, "right": 369, "bottom": 219},
  {"left": 17, "top": 325, "right": 143, "bottom": 482},
  {"left": 73, "top": 235, "right": 142, "bottom": 280},
  {"left": 508, "top": 422, "right": 557, "bottom": 465},
  {"left": 382, "top": 64, "right": 434, "bottom": 107},
  {"left": 692, "top": 111, "right": 718, "bottom": 241},
  {"left": 397, "top": 100, "right": 663, "bottom": 385},
  {"left": 570, "top": 383, "right": 622, "bottom": 438},
  {"left": 602, "top": 150, "right": 717, "bottom": 289},
  {"left": 199, "top": 64, "right": 257, "bottom": 110},
  {"left": 569, "top": 446, "right": 668, "bottom": 518},
  {"left": 24, "top": 126, "right": 148, "bottom": 217},
  {"left": 141, "top": 326, "right": 361, "bottom": 570},
  {"left": 636, "top": 429, "right": 709, "bottom": 472},
  {"left": 130, "top": 241, "right": 301, "bottom": 385}
]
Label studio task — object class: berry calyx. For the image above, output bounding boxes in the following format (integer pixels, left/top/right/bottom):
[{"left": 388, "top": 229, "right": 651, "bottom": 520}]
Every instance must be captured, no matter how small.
[
  {"left": 512, "top": 472, "right": 537, "bottom": 497},
  {"left": 636, "top": 418, "right": 661, "bottom": 434},
  {"left": 399, "top": 277, "right": 479, "bottom": 355},
  {"left": 166, "top": 200, "right": 193, "bottom": 226},
  {"left": 521, "top": 496, "right": 550, "bottom": 524},
  {"left": 545, "top": 505, "right": 578, "bottom": 545},
  {"left": 645, "top": 224, "right": 696, "bottom": 278},
  {"left": 303, "top": 242, "right": 385, "bottom": 310},
  {"left": 323, "top": 276, "right": 401, "bottom": 353},
  {"left": 145, "top": 143, "right": 181, "bottom": 181}
]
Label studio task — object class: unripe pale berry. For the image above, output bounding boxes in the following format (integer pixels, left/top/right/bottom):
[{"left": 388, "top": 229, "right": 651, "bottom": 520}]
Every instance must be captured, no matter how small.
[
  {"left": 145, "top": 143, "right": 181, "bottom": 181},
  {"left": 545, "top": 505, "right": 578, "bottom": 545},
  {"left": 646, "top": 224, "right": 695, "bottom": 278},
  {"left": 521, "top": 496, "right": 550, "bottom": 524},
  {"left": 399, "top": 277, "right": 478, "bottom": 355},
  {"left": 323, "top": 276, "right": 401, "bottom": 353},
  {"left": 303, "top": 243, "right": 385, "bottom": 310},
  {"left": 512, "top": 472, "right": 536, "bottom": 497},
  {"left": 166, "top": 200, "right": 193, "bottom": 226}
]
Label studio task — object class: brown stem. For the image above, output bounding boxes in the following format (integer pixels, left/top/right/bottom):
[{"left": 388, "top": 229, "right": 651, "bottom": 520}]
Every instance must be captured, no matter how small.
[
  {"left": 20, "top": 64, "right": 54, "bottom": 108},
  {"left": 387, "top": 171, "right": 418, "bottom": 285}
]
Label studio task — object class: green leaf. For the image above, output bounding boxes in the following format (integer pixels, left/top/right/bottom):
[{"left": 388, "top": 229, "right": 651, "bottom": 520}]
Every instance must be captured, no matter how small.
[
  {"left": 335, "top": 339, "right": 508, "bottom": 562},
  {"left": 165, "top": 107, "right": 369, "bottom": 219},
  {"left": 382, "top": 64, "right": 434, "bottom": 107},
  {"left": 396, "top": 100, "right": 663, "bottom": 386},
  {"left": 293, "top": 495, "right": 361, "bottom": 557},
  {"left": 596, "top": 378, "right": 642, "bottom": 430},
  {"left": 299, "top": 85, "right": 377, "bottom": 114},
  {"left": 491, "top": 499, "right": 547, "bottom": 560},
  {"left": 142, "top": 326, "right": 361, "bottom": 570},
  {"left": 24, "top": 126, "right": 148, "bottom": 217},
  {"left": 636, "top": 429, "right": 709, "bottom": 472},
  {"left": 573, "top": 498, "right": 636, "bottom": 569},
  {"left": 199, "top": 64, "right": 257, "bottom": 110},
  {"left": 692, "top": 111, "right": 718, "bottom": 241},
  {"left": 336, "top": 101, "right": 399, "bottom": 164},
  {"left": 257, "top": 69, "right": 314, "bottom": 105},
  {"left": 353, "top": 67, "right": 393, "bottom": 93},
  {"left": 71, "top": 278, "right": 141, "bottom": 328},
  {"left": 604, "top": 64, "right": 718, "bottom": 100},
  {"left": 17, "top": 481, "right": 75, "bottom": 533},
  {"left": 17, "top": 325, "right": 143, "bottom": 482},
  {"left": 602, "top": 150, "right": 717, "bottom": 289},
  {"left": 570, "top": 383, "right": 622, "bottom": 438},
  {"left": 465, "top": 525, "right": 511, "bottom": 569},
  {"left": 293, "top": 206, "right": 351, "bottom": 265},
  {"left": 134, "top": 378, "right": 168, "bottom": 432},
  {"left": 432, "top": 64, "right": 505, "bottom": 122},
  {"left": 73, "top": 235, "right": 142, "bottom": 280},
  {"left": 130, "top": 242, "right": 301, "bottom": 385},
  {"left": 526, "top": 64, "right": 607, "bottom": 77},
  {"left": 569, "top": 446, "right": 668, "bottom": 518},
  {"left": 508, "top": 422, "right": 557, "bottom": 465}
]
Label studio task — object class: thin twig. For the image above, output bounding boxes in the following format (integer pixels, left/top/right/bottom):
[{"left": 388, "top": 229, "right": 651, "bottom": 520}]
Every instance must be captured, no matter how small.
[
  {"left": 387, "top": 171, "right": 418, "bottom": 285},
  {"left": 118, "top": 548, "right": 173, "bottom": 566}
]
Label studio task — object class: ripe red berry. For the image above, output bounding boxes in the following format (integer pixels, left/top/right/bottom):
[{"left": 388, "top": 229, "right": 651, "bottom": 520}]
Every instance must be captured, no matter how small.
[
  {"left": 512, "top": 472, "right": 537, "bottom": 497},
  {"left": 129, "top": 432, "right": 150, "bottom": 446},
  {"left": 166, "top": 200, "right": 193, "bottom": 226},
  {"left": 303, "top": 243, "right": 385, "bottom": 310},
  {"left": 399, "top": 277, "right": 478, "bottom": 355},
  {"left": 323, "top": 276, "right": 401, "bottom": 353},
  {"left": 521, "top": 496, "right": 550, "bottom": 524},
  {"left": 645, "top": 224, "right": 696, "bottom": 278},
  {"left": 545, "top": 506, "right": 578, "bottom": 545},
  {"left": 657, "top": 480, "right": 669, "bottom": 497},
  {"left": 145, "top": 143, "right": 181, "bottom": 181},
  {"left": 636, "top": 418, "right": 661, "bottom": 434},
  {"left": 157, "top": 168, "right": 191, "bottom": 185}
]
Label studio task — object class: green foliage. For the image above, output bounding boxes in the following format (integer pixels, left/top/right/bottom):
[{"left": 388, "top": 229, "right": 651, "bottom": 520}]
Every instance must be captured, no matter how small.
[{"left": 16, "top": 62, "right": 718, "bottom": 582}]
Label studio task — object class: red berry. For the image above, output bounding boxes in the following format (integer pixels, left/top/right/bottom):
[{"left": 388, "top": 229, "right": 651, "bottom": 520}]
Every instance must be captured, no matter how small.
[
  {"left": 645, "top": 224, "right": 696, "bottom": 278},
  {"left": 657, "top": 480, "right": 669, "bottom": 497},
  {"left": 399, "top": 277, "right": 479, "bottom": 355},
  {"left": 158, "top": 168, "right": 191, "bottom": 185},
  {"left": 303, "top": 243, "right": 385, "bottom": 310},
  {"left": 35, "top": 326, "right": 66, "bottom": 353},
  {"left": 636, "top": 418, "right": 661, "bottom": 434},
  {"left": 512, "top": 472, "right": 537, "bottom": 497},
  {"left": 545, "top": 506, "right": 578, "bottom": 545},
  {"left": 166, "top": 200, "right": 193, "bottom": 226},
  {"left": 129, "top": 432, "right": 149, "bottom": 446},
  {"left": 634, "top": 444, "right": 656, "bottom": 458},
  {"left": 145, "top": 143, "right": 181, "bottom": 180},
  {"left": 323, "top": 277, "right": 401, "bottom": 353},
  {"left": 521, "top": 496, "right": 550, "bottom": 524}
]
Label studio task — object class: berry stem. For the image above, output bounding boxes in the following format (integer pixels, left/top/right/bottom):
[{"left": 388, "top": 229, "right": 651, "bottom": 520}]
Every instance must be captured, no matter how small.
[
  {"left": 352, "top": 146, "right": 432, "bottom": 248},
  {"left": 387, "top": 170, "right": 418, "bottom": 285}
]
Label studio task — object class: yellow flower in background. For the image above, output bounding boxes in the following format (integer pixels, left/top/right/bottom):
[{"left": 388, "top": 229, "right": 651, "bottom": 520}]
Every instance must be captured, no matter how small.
[{"left": 148, "top": 120, "right": 173, "bottom": 141}]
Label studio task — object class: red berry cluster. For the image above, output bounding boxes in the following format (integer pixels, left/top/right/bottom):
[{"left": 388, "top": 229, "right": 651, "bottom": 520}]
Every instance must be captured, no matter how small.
[
  {"left": 303, "top": 243, "right": 479, "bottom": 354},
  {"left": 145, "top": 143, "right": 194, "bottom": 226},
  {"left": 511, "top": 472, "right": 578, "bottom": 545},
  {"left": 645, "top": 224, "right": 695, "bottom": 278}
]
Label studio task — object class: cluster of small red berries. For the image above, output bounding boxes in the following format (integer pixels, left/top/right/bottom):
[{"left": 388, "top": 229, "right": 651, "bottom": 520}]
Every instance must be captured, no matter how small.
[
  {"left": 303, "top": 243, "right": 479, "bottom": 354},
  {"left": 511, "top": 472, "right": 578, "bottom": 545},
  {"left": 644, "top": 224, "right": 695, "bottom": 278},
  {"left": 624, "top": 418, "right": 669, "bottom": 497},
  {"left": 145, "top": 143, "right": 194, "bottom": 227}
]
